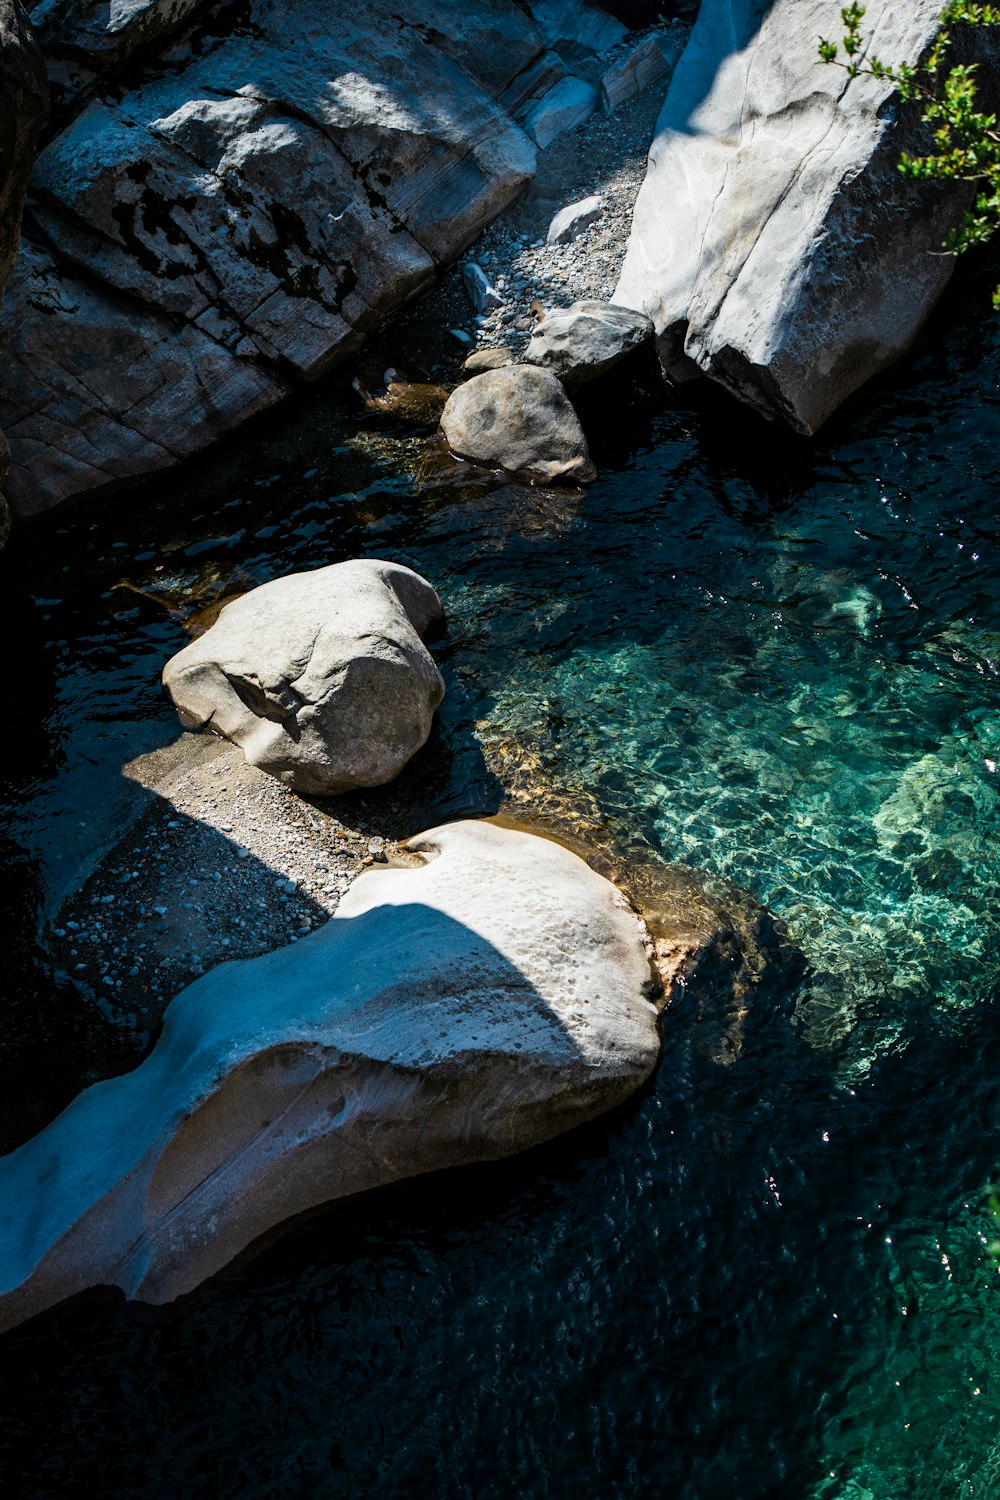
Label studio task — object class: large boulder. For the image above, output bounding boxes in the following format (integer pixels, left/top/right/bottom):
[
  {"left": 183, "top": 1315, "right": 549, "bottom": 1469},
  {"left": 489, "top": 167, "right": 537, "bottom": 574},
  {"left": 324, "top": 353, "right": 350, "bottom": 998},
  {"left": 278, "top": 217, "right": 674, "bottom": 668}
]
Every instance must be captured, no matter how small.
[
  {"left": 0, "top": 0, "right": 639, "bottom": 517},
  {"left": 614, "top": 0, "right": 1000, "bottom": 434},
  {"left": 162, "top": 559, "right": 445, "bottom": 796},
  {"left": 440, "top": 364, "right": 597, "bottom": 484},
  {"left": 524, "top": 299, "right": 654, "bottom": 388},
  {"left": 28, "top": 0, "right": 210, "bottom": 118},
  {"left": 0, "top": 820, "right": 661, "bottom": 1330}
]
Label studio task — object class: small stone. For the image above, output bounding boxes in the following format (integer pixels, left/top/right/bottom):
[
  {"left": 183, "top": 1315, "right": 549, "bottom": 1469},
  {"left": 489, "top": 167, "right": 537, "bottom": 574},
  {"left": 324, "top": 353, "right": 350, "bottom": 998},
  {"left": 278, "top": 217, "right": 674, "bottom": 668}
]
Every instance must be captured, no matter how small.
[
  {"left": 462, "top": 347, "right": 514, "bottom": 374},
  {"left": 461, "top": 262, "right": 503, "bottom": 314},
  {"left": 546, "top": 195, "right": 604, "bottom": 246},
  {"left": 449, "top": 328, "right": 474, "bottom": 347}
]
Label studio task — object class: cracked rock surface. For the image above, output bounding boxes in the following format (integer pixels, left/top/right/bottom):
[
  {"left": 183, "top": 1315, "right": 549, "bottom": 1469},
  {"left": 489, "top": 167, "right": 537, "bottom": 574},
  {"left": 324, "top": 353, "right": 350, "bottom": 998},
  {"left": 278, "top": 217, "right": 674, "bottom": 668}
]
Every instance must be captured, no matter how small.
[
  {"left": 524, "top": 298, "right": 654, "bottom": 388},
  {"left": 0, "top": 819, "right": 662, "bottom": 1330},
  {"left": 614, "top": 0, "right": 1000, "bottom": 434},
  {"left": 162, "top": 559, "right": 445, "bottom": 796},
  {"left": 3, "top": 0, "right": 649, "bottom": 517}
]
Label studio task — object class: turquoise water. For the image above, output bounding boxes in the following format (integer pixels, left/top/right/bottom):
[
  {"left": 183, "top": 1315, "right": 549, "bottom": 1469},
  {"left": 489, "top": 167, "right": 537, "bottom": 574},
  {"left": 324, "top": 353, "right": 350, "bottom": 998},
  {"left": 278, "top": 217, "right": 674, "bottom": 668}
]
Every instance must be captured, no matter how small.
[{"left": 2, "top": 255, "right": 1000, "bottom": 1496}]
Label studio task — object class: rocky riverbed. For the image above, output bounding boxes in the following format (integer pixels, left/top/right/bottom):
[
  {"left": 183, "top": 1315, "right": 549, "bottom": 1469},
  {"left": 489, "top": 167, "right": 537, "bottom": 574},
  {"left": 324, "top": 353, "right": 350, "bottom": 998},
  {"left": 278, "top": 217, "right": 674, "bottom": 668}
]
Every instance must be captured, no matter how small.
[
  {"left": 29, "top": 39, "right": 692, "bottom": 1099},
  {"left": 363, "top": 32, "right": 685, "bottom": 382}
]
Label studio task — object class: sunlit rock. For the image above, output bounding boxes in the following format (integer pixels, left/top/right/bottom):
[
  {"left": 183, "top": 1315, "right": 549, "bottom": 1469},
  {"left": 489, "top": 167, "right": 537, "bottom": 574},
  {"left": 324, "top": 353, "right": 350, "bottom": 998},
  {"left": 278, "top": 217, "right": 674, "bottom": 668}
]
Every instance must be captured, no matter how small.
[
  {"left": 614, "top": 0, "right": 1000, "bottom": 433},
  {"left": 524, "top": 300, "right": 654, "bottom": 388},
  {"left": 0, "top": 820, "right": 661, "bottom": 1331},
  {"left": 441, "top": 365, "right": 596, "bottom": 484},
  {"left": 162, "top": 559, "right": 445, "bottom": 796}
]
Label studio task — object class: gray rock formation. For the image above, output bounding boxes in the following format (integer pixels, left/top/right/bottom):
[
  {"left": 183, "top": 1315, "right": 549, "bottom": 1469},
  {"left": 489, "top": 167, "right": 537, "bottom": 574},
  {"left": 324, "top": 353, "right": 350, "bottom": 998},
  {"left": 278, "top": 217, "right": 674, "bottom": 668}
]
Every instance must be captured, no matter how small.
[
  {"left": 29, "top": 0, "right": 209, "bottom": 117},
  {"left": 600, "top": 31, "right": 680, "bottom": 113},
  {"left": 0, "top": 1, "right": 46, "bottom": 290},
  {"left": 0, "top": 1, "right": 47, "bottom": 543},
  {"left": 162, "top": 559, "right": 445, "bottom": 796},
  {"left": 614, "top": 0, "right": 1000, "bottom": 434},
  {"left": 0, "top": 0, "right": 641, "bottom": 518},
  {"left": 0, "top": 820, "right": 661, "bottom": 1331},
  {"left": 547, "top": 193, "right": 604, "bottom": 245},
  {"left": 525, "top": 299, "right": 654, "bottom": 388},
  {"left": 462, "top": 261, "right": 503, "bottom": 315},
  {"left": 440, "top": 365, "right": 597, "bottom": 484}
]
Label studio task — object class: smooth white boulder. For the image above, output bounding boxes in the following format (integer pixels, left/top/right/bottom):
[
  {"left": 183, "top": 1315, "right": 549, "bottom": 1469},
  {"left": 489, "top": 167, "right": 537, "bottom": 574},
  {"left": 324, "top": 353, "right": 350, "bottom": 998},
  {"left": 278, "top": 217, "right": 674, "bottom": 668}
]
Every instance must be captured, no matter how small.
[
  {"left": 162, "top": 560, "right": 445, "bottom": 796},
  {"left": 614, "top": 0, "right": 1000, "bottom": 434},
  {"left": 0, "top": 821, "right": 661, "bottom": 1331}
]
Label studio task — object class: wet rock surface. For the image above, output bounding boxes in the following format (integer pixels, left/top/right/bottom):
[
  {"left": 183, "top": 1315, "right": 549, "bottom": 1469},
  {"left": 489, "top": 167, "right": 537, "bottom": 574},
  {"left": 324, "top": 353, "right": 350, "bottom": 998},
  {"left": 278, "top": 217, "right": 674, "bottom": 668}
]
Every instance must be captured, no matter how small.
[
  {"left": 614, "top": 0, "right": 1000, "bottom": 433},
  {"left": 163, "top": 559, "right": 445, "bottom": 796},
  {"left": 0, "top": 820, "right": 662, "bottom": 1331},
  {"left": 440, "top": 365, "right": 597, "bottom": 485}
]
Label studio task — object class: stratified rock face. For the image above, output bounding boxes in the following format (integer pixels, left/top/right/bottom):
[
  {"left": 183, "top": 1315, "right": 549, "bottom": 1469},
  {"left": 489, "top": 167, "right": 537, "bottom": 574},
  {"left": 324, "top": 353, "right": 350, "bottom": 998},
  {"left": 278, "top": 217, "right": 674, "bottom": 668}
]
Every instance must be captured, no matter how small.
[
  {"left": 163, "top": 559, "right": 445, "bottom": 796},
  {"left": 0, "top": 0, "right": 548, "bottom": 515},
  {"left": 0, "top": 820, "right": 661, "bottom": 1331},
  {"left": 441, "top": 365, "right": 597, "bottom": 484},
  {"left": 524, "top": 299, "right": 654, "bottom": 388},
  {"left": 614, "top": 0, "right": 1000, "bottom": 434},
  {"left": 28, "top": 0, "right": 210, "bottom": 116},
  {"left": 0, "top": 1, "right": 46, "bottom": 292}
]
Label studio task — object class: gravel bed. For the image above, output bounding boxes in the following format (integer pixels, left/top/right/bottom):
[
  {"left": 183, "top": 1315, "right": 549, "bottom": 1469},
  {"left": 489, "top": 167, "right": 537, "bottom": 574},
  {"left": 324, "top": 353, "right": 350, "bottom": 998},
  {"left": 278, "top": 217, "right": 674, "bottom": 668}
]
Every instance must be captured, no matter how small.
[{"left": 369, "top": 19, "right": 691, "bottom": 381}]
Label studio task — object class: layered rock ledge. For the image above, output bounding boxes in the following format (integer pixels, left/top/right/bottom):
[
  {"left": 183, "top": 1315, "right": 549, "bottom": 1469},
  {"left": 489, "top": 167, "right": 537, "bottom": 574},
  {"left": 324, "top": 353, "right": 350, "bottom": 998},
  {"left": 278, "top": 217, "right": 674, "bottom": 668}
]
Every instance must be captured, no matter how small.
[{"left": 1, "top": 0, "right": 660, "bottom": 517}]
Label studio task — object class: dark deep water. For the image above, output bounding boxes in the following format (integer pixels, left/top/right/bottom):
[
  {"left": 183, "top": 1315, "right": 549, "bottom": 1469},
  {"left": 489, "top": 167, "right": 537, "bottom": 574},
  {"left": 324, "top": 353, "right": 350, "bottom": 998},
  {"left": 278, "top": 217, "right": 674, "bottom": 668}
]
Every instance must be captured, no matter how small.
[{"left": 2, "top": 253, "right": 1000, "bottom": 1498}]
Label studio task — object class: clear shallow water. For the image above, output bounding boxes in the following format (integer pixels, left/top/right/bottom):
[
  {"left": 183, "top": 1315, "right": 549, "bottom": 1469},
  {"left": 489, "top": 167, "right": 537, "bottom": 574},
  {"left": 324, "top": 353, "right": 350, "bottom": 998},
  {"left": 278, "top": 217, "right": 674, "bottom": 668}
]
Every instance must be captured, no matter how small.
[{"left": 2, "top": 258, "right": 1000, "bottom": 1497}]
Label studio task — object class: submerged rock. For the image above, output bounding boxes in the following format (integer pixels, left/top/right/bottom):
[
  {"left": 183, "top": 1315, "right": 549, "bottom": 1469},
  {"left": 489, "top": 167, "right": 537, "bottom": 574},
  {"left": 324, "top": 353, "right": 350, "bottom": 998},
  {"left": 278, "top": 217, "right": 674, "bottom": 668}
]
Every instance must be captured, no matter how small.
[
  {"left": 614, "top": 0, "right": 1000, "bottom": 433},
  {"left": 524, "top": 299, "right": 654, "bottom": 388},
  {"left": 0, "top": 820, "right": 661, "bottom": 1331},
  {"left": 162, "top": 560, "right": 445, "bottom": 796},
  {"left": 440, "top": 365, "right": 596, "bottom": 484}
]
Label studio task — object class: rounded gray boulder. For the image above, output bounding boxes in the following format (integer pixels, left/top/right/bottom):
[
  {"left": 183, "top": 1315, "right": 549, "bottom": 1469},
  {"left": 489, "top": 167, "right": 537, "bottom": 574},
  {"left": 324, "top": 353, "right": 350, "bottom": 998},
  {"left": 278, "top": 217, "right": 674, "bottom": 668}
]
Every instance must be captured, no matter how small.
[
  {"left": 162, "top": 559, "right": 445, "bottom": 796},
  {"left": 440, "top": 364, "right": 597, "bottom": 485}
]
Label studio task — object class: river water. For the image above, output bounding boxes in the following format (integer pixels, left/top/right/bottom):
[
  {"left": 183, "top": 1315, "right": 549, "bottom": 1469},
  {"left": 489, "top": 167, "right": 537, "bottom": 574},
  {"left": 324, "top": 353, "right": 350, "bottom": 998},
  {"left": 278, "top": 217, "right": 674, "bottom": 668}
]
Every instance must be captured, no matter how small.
[{"left": 1, "top": 253, "right": 1000, "bottom": 1497}]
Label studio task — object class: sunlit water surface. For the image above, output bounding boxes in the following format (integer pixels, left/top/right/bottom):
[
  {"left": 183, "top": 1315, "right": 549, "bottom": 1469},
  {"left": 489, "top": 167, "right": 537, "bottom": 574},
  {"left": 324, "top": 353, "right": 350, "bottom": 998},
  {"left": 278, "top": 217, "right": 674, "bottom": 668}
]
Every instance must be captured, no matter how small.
[{"left": 2, "top": 260, "right": 1000, "bottom": 1498}]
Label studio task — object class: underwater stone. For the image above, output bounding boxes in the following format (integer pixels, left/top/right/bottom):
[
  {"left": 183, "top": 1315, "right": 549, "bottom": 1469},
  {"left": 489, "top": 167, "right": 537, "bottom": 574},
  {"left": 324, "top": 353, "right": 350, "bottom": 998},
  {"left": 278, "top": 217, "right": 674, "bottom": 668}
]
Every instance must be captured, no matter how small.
[
  {"left": 0, "top": 820, "right": 661, "bottom": 1331},
  {"left": 162, "top": 559, "right": 445, "bottom": 797}
]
